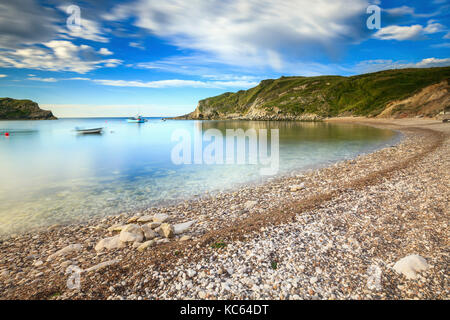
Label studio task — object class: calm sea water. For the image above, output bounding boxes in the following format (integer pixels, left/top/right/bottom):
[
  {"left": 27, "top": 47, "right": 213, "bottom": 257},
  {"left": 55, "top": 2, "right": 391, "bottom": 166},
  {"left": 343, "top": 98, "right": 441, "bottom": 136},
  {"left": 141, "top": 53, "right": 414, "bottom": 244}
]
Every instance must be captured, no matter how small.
[{"left": 0, "top": 118, "right": 398, "bottom": 236}]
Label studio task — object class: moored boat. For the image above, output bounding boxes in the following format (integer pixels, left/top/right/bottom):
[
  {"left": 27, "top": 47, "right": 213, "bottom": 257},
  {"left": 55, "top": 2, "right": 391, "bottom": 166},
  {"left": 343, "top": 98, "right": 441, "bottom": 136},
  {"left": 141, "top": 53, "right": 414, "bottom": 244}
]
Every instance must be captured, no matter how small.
[{"left": 75, "top": 127, "right": 103, "bottom": 134}]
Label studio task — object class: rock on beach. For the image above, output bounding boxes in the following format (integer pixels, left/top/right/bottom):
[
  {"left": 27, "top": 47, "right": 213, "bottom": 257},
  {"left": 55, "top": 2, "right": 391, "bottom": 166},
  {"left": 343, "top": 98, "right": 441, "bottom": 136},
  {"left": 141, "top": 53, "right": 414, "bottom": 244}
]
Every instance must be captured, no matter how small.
[
  {"left": 137, "top": 240, "right": 155, "bottom": 252},
  {"left": 159, "top": 223, "right": 174, "bottom": 238},
  {"left": 153, "top": 214, "right": 169, "bottom": 223},
  {"left": 47, "top": 244, "right": 82, "bottom": 261},
  {"left": 141, "top": 224, "right": 157, "bottom": 240},
  {"left": 95, "top": 235, "right": 125, "bottom": 251},
  {"left": 85, "top": 259, "right": 120, "bottom": 273},
  {"left": 173, "top": 220, "right": 195, "bottom": 235},
  {"left": 119, "top": 224, "right": 144, "bottom": 243},
  {"left": 393, "top": 254, "right": 429, "bottom": 280}
]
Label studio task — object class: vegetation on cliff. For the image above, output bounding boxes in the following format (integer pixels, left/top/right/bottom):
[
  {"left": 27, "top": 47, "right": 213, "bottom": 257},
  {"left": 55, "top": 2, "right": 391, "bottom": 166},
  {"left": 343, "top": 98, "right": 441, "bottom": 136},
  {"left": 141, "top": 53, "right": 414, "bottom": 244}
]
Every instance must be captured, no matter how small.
[
  {"left": 0, "top": 98, "right": 56, "bottom": 120},
  {"left": 182, "top": 67, "right": 450, "bottom": 120}
]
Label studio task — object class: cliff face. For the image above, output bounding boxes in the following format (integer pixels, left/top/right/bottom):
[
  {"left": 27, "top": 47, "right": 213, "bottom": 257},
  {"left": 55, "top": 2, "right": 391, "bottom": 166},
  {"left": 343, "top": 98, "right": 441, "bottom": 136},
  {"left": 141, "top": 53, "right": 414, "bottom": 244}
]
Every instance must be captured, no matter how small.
[
  {"left": 0, "top": 98, "right": 57, "bottom": 120},
  {"left": 177, "top": 66, "right": 450, "bottom": 120},
  {"left": 377, "top": 80, "right": 449, "bottom": 118}
]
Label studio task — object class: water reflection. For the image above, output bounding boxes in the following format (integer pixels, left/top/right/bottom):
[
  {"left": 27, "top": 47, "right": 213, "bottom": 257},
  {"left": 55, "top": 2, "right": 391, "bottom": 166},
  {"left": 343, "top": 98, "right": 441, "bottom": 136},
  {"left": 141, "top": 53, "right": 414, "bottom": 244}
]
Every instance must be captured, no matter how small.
[{"left": 200, "top": 120, "right": 394, "bottom": 142}]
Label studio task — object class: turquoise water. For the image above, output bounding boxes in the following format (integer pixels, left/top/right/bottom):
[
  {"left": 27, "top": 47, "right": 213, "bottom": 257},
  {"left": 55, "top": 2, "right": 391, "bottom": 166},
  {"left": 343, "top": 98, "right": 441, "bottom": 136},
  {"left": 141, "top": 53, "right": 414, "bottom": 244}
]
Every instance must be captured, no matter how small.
[{"left": 0, "top": 118, "right": 397, "bottom": 236}]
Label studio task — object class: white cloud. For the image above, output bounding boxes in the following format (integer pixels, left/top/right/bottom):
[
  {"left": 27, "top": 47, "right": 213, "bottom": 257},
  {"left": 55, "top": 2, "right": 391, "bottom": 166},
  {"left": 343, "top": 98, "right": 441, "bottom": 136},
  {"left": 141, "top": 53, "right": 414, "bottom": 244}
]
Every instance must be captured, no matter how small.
[
  {"left": 27, "top": 77, "right": 58, "bottom": 82},
  {"left": 0, "top": 40, "right": 121, "bottom": 73},
  {"left": 60, "top": 18, "right": 109, "bottom": 43},
  {"left": 92, "top": 79, "right": 259, "bottom": 89},
  {"left": 104, "top": 0, "right": 370, "bottom": 69},
  {"left": 0, "top": 74, "right": 7, "bottom": 78},
  {"left": 98, "top": 48, "right": 113, "bottom": 55},
  {"left": 374, "top": 25, "right": 424, "bottom": 40},
  {"left": 415, "top": 57, "right": 450, "bottom": 68},
  {"left": 444, "top": 32, "right": 450, "bottom": 39},
  {"left": 384, "top": 6, "right": 441, "bottom": 18},
  {"left": 51, "top": 73, "right": 260, "bottom": 89},
  {"left": 374, "top": 20, "right": 445, "bottom": 41},
  {"left": 385, "top": 6, "right": 415, "bottom": 16},
  {"left": 68, "top": 77, "right": 91, "bottom": 81},
  {"left": 0, "top": 2, "right": 115, "bottom": 76},
  {"left": 129, "top": 42, "right": 145, "bottom": 50},
  {"left": 423, "top": 20, "right": 444, "bottom": 34},
  {"left": 356, "top": 57, "right": 450, "bottom": 73}
]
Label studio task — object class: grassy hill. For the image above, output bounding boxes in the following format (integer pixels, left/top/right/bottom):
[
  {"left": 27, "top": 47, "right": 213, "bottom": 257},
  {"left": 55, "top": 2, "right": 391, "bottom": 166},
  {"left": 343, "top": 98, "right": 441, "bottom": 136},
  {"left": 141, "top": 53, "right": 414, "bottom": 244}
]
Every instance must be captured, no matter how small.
[
  {"left": 0, "top": 98, "right": 56, "bottom": 120},
  {"left": 181, "top": 66, "right": 450, "bottom": 120}
]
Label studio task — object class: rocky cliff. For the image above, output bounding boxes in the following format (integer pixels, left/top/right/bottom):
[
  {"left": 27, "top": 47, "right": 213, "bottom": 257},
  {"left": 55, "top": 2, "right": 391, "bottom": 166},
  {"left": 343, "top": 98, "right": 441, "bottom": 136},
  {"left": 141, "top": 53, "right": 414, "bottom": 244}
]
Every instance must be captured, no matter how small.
[
  {"left": 377, "top": 80, "right": 450, "bottom": 118},
  {"left": 176, "top": 67, "right": 450, "bottom": 120},
  {"left": 0, "top": 98, "right": 57, "bottom": 120}
]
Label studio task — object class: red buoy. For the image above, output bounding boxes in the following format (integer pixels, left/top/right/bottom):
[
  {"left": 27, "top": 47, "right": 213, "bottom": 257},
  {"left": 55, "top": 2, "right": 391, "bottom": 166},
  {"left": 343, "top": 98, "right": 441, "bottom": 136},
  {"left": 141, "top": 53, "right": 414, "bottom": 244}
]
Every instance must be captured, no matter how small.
[{"left": 4, "top": 132, "right": 9, "bottom": 137}]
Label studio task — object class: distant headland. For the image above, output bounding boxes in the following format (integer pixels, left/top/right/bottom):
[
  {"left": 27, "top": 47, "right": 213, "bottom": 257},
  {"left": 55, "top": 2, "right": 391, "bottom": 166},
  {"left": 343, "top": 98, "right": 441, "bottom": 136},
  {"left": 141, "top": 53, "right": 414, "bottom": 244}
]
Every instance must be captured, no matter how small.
[{"left": 0, "top": 98, "right": 57, "bottom": 120}]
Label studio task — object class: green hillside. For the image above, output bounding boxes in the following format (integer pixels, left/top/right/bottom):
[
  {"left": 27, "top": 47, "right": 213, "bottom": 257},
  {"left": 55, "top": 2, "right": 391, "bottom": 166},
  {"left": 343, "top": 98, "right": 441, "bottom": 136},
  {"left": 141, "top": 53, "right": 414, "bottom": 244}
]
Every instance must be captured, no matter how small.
[{"left": 184, "top": 67, "right": 450, "bottom": 120}]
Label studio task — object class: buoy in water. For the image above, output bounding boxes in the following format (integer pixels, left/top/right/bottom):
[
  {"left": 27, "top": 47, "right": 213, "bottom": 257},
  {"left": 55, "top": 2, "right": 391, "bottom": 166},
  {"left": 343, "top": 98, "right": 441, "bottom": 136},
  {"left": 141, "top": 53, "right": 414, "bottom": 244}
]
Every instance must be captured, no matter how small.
[{"left": 4, "top": 132, "right": 9, "bottom": 137}]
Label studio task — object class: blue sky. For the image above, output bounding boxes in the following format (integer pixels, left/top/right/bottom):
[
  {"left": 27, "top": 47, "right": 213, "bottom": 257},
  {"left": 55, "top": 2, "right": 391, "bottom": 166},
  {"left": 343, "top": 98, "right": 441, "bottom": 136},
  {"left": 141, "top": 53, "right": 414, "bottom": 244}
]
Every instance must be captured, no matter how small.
[{"left": 0, "top": 0, "right": 449, "bottom": 117}]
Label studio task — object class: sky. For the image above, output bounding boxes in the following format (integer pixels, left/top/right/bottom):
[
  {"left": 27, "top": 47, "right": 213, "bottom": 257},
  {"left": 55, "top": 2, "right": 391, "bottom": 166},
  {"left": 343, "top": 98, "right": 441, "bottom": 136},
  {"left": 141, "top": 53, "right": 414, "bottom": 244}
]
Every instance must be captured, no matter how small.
[{"left": 0, "top": 0, "right": 449, "bottom": 117}]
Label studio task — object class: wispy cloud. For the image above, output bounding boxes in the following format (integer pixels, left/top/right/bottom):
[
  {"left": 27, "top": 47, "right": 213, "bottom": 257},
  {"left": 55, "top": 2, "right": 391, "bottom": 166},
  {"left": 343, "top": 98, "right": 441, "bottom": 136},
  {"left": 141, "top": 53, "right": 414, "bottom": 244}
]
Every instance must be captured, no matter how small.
[
  {"left": 355, "top": 57, "right": 450, "bottom": 73},
  {"left": 0, "top": 74, "right": 7, "bottom": 78},
  {"left": 27, "top": 77, "right": 58, "bottom": 82},
  {"left": 384, "top": 5, "right": 442, "bottom": 18},
  {"left": 129, "top": 42, "right": 145, "bottom": 50},
  {"left": 92, "top": 79, "right": 259, "bottom": 89},
  {"left": 104, "top": 0, "right": 370, "bottom": 69},
  {"left": 136, "top": 55, "right": 234, "bottom": 76},
  {"left": 0, "top": 40, "right": 121, "bottom": 73},
  {"left": 7, "top": 75, "right": 260, "bottom": 90},
  {"left": 384, "top": 6, "right": 415, "bottom": 16},
  {"left": 68, "top": 77, "right": 91, "bottom": 81},
  {"left": 374, "top": 20, "right": 445, "bottom": 40}
]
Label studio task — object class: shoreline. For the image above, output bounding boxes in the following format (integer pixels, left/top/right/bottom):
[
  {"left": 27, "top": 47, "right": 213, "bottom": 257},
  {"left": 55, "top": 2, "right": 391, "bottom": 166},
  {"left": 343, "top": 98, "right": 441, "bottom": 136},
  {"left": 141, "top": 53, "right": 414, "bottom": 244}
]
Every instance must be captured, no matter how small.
[{"left": 0, "top": 118, "right": 448, "bottom": 299}]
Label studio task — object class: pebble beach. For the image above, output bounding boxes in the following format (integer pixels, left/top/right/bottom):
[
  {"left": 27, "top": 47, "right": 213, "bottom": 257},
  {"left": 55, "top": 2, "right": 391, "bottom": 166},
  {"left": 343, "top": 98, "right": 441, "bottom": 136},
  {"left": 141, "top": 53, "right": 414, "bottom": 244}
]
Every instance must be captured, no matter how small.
[{"left": 0, "top": 118, "right": 448, "bottom": 300}]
